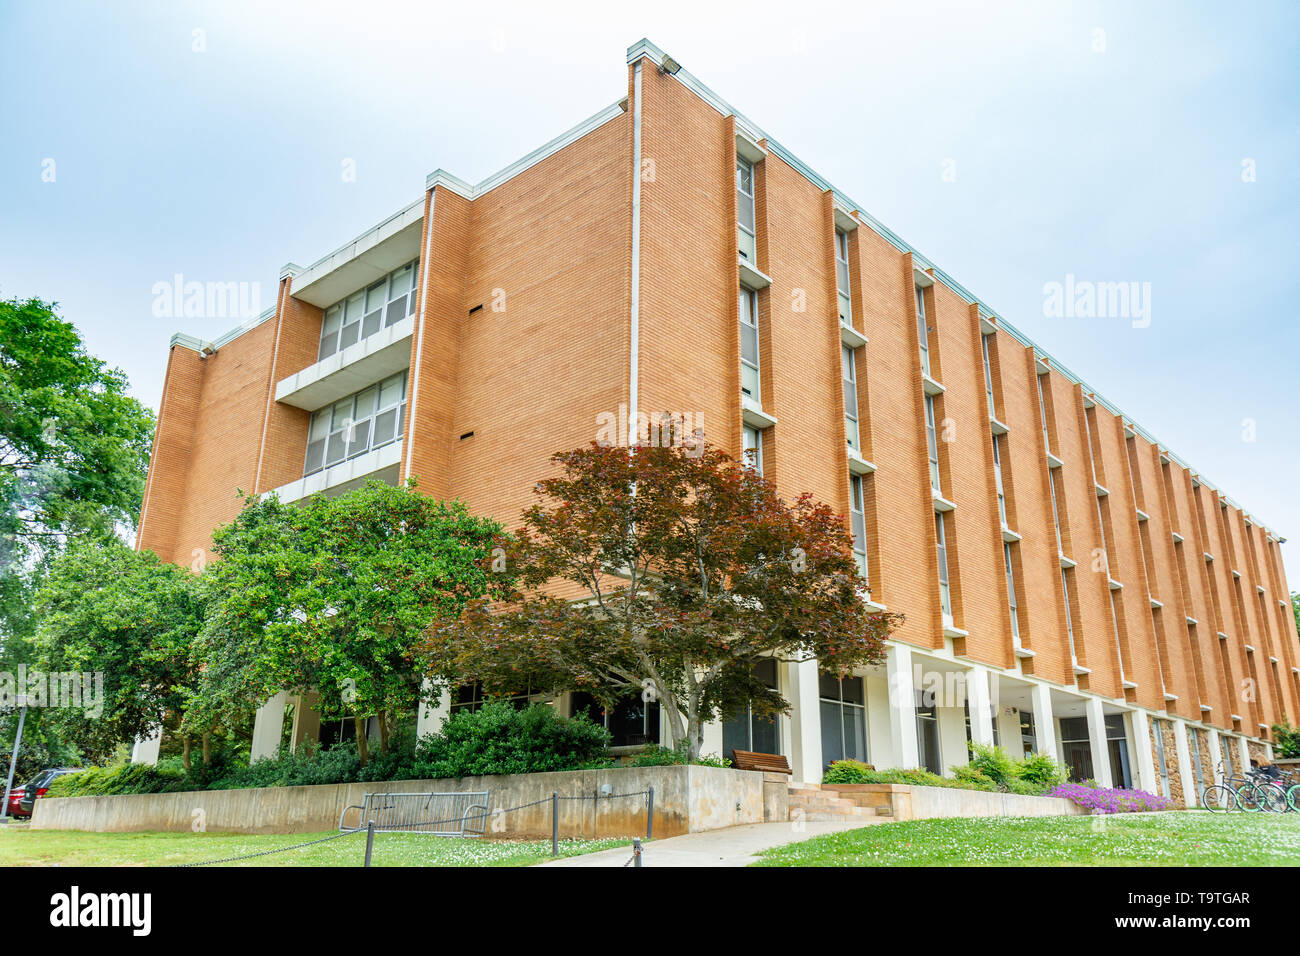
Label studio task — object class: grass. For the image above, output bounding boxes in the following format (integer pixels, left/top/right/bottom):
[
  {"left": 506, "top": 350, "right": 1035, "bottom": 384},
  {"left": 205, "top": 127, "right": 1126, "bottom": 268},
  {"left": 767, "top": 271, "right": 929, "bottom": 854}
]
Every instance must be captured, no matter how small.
[
  {"left": 753, "top": 811, "right": 1300, "bottom": 867},
  {"left": 0, "top": 823, "right": 629, "bottom": 867}
]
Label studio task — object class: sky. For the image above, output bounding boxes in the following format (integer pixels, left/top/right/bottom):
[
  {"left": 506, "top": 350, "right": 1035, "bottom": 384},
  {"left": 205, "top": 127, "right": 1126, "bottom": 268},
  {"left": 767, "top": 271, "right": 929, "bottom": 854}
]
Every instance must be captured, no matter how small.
[{"left": 1, "top": 0, "right": 1297, "bottom": 562}]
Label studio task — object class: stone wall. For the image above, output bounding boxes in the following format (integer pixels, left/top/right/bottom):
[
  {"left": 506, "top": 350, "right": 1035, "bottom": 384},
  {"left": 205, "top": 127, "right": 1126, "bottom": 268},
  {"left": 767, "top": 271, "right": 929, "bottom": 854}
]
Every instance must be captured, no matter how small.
[{"left": 32, "top": 766, "right": 765, "bottom": 839}]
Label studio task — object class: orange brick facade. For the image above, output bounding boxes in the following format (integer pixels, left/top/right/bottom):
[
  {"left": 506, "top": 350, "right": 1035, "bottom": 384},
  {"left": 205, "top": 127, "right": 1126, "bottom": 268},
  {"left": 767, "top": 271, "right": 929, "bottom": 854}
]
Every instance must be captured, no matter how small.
[{"left": 136, "top": 41, "right": 1298, "bottom": 787}]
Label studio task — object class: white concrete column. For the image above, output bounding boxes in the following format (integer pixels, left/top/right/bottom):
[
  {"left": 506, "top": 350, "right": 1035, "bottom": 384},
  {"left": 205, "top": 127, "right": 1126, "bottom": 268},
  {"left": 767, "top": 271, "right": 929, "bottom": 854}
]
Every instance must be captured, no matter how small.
[
  {"left": 700, "top": 717, "right": 724, "bottom": 761},
  {"left": 1030, "top": 681, "right": 1058, "bottom": 761},
  {"left": 130, "top": 728, "right": 162, "bottom": 765},
  {"left": 415, "top": 682, "right": 451, "bottom": 739},
  {"left": 250, "top": 690, "right": 289, "bottom": 761},
  {"left": 1085, "top": 697, "right": 1113, "bottom": 787},
  {"left": 1172, "top": 720, "right": 1196, "bottom": 807},
  {"left": 886, "top": 644, "right": 919, "bottom": 770},
  {"left": 1237, "top": 735, "right": 1252, "bottom": 772},
  {"left": 1207, "top": 729, "right": 1224, "bottom": 786},
  {"left": 786, "top": 657, "right": 824, "bottom": 783},
  {"left": 966, "top": 667, "right": 995, "bottom": 748},
  {"left": 289, "top": 692, "right": 321, "bottom": 753},
  {"left": 1129, "top": 710, "right": 1158, "bottom": 793}
]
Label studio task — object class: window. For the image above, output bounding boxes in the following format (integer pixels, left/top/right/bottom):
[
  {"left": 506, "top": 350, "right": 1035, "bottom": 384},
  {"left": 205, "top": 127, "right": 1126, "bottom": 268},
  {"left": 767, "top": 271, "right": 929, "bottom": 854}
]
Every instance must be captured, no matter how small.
[
  {"left": 1004, "top": 543, "right": 1021, "bottom": 643},
  {"left": 1036, "top": 372, "right": 1051, "bottom": 454},
  {"left": 992, "top": 435, "right": 1007, "bottom": 527},
  {"left": 981, "top": 334, "right": 996, "bottom": 417},
  {"left": 820, "top": 673, "right": 867, "bottom": 767},
  {"left": 736, "top": 158, "right": 756, "bottom": 262},
  {"left": 1060, "top": 717, "right": 1094, "bottom": 782},
  {"left": 742, "top": 424, "right": 763, "bottom": 475},
  {"left": 915, "top": 287, "right": 930, "bottom": 377},
  {"left": 850, "top": 474, "right": 868, "bottom": 581},
  {"left": 318, "top": 260, "right": 418, "bottom": 361},
  {"left": 303, "top": 370, "right": 408, "bottom": 476},
  {"left": 450, "top": 682, "right": 545, "bottom": 714},
  {"left": 924, "top": 394, "right": 941, "bottom": 492},
  {"left": 1019, "top": 708, "right": 1037, "bottom": 754},
  {"left": 739, "top": 288, "right": 761, "bottom": 402},
  {"left": 835, "top": 229, "right": 851, "bottom": 325},
  {"left": 1048, "top": 469, "right": 1064, "bottom": 552},
  {"left": 571, "top": 690, "right": 660, "bottom": 748},
  {"left": 936, "top": 512, "right": 952, "bottom": 619},
  {"left": 722, "top": 659, "right": 780, "bottom": 756},
  {"left": 1061, "top": 567, "right": 1078, "bottom": 663},
  {"left": 843, "top": 345, "right": 859, "bottom": 450},
  {"left": 1107, "top": 714, "right": 1133, "bottom": 788},
  {"left": 964, "top": 699, "right": 1000, "bottom": 748},
  {"left": 915, "top": 693, "right": 941, "bottom": 774}
]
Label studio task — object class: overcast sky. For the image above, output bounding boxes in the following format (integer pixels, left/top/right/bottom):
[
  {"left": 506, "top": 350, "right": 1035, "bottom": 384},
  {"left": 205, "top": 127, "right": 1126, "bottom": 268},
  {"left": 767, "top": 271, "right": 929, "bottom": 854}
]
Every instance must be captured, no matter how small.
[{"left": 2, "top": 0, "right": 1297, "bottom": 562}]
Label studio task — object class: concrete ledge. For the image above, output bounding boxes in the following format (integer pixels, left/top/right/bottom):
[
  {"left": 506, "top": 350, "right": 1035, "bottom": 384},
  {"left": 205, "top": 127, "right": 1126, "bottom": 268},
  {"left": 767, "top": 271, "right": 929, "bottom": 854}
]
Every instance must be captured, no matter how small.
[
  {"left": 822, "top": 784, "right": 1087, "bottom": 821},
  {"left": 32, "top": 766, "right": 767, "bottom": 839}
]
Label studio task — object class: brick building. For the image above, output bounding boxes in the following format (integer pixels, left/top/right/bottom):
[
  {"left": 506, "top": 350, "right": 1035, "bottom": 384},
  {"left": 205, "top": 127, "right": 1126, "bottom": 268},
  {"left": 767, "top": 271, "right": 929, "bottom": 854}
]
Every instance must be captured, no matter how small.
[{"left": 134, "top": 39, "right": 1299, "bottom": 802}]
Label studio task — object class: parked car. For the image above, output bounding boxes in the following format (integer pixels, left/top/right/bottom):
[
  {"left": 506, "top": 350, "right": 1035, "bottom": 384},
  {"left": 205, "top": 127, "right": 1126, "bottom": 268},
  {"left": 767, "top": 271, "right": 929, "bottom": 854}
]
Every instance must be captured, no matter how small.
[
  {"left": 16, "top": 768, "right": 78, "bottom": 816},
  {"left": 5, "top": 784, "right": 27, "bottom": 818}
]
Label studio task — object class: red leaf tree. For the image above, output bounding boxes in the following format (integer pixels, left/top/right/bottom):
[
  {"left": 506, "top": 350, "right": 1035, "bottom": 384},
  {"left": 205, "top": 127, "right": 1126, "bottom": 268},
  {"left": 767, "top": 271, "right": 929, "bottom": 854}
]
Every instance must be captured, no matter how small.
[{"left": 420, "top": 436, "right": 900, "bottom": 761}]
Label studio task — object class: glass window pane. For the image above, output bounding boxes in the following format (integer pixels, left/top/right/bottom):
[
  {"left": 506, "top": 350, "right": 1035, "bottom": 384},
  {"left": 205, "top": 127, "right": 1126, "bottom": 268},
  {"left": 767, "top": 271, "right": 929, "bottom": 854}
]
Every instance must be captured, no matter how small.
[
  {"left": 365, "top": 279, "right": 387, "bottom": 312},
  {"left": 379, "top": 375, "right": 404, "bottom": 409},
  {"left": 339, "top": 321, "right": 360, "bottom": 350},
  {"left": 304, "top": 438, "right": 325, "bottom": 475},
  {"left": 820, "top": 700, "right": 843, "bottom": 766},
  {"left": 385, "top": 297, "right": 408, "bottom": 326},
  {"left": 819, "top": 673, "right": 842, "bottom": 699},
  {"left": 362, "top": 309, "right": 382, "bottom": 339},
  {"left": 331, "top": 398, "right": 353, "bottom": 428},
  {"left": 326, "top": 430, "right": 346, "bottom": 465},
  {"left": 372, "top": 408, "right": 397, "bottom": 447},
  {"left": 345, "top": 292, "right": 364, "bottom": 322},
  {"left": 347, "top": 418, "right": 371, "bottom": 457},
  {"left": 841, "top": 676, "right": 865, "bottom": 705},
  {"left": 354, "top": 386, "right": 377, "bottom": 421},
  {"left": 309, "top": 409, "right": 330, "bottom": 441}
]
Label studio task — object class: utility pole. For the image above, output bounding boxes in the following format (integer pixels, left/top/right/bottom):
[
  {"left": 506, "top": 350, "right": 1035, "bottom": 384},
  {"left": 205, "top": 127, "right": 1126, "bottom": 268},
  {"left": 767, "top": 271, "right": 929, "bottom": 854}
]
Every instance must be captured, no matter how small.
[{"left": 1, "top": 695, "right": 30, "bottom": 824}]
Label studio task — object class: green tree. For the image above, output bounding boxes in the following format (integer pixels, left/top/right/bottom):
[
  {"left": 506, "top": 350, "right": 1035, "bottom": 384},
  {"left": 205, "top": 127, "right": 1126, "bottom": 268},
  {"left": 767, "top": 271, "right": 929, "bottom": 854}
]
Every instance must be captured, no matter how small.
[
  {"left": 1291, "top": 592, "right": 1299, "bottom": 636},
  {"left": 194, "top": 480, "right": 507, "bottom": 765},
  {"left": 0, "top": 297, "right": 154, "bottom": 578},
  {"left": 422, "top": 437, "right": 901, "bottom": 761},
  {"left": 0, "top": 297, "right": 154, "bottom": 778},
  {"left": 32, "top": 539, "right": 205, "bottom": 765}
]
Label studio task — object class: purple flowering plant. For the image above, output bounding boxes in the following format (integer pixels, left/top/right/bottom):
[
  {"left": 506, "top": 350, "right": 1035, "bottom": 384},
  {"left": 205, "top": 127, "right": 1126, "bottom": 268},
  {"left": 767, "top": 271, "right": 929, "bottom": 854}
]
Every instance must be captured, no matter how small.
[{"left": 1047, "top": 783, "right": 1176, "bottom": 814}]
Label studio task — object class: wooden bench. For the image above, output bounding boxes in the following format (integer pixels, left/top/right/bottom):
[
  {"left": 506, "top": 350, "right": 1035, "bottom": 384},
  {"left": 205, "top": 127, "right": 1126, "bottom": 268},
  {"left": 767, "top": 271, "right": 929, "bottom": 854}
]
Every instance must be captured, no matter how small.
[{"left": 730, "top": 750, "right": 792, "bottom": 774}]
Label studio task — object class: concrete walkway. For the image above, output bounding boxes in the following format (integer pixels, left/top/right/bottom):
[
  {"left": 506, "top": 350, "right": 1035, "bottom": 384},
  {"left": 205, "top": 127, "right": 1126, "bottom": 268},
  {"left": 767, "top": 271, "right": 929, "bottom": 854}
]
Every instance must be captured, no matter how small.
[{"left": 540, "top": 819, "right": 883, "bottom": 867}]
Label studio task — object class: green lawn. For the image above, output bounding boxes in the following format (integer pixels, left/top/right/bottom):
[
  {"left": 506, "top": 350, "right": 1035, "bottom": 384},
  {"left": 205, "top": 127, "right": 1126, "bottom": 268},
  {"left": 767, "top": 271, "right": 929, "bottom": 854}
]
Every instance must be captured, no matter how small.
[
  {"left": 753, "top": 811, "right": 1300, "bottom": 867},
  {"left": 0, "top": 824, "right": 629, "bottom": 867}
]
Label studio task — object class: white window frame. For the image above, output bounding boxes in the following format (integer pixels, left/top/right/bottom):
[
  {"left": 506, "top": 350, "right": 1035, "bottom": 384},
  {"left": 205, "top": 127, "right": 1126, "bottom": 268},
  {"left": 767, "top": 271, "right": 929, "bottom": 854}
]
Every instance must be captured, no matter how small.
[
  {"left": 850, "top": 473, "right": 868, "bottom": 582},
  {"left": 925, "top": 394, "right": 941, "bottom": 493},
  {"left": 916, "top": 286, "right": 930, "bottom": 377},
  {"left": 739, "top": 287, "right": 761, "bottom": 403},
  {"left": 981, "top": 334, "right": 996, "bottom": 417},
  {"left": 303, "top": 370, "right": 408, "bottom": 477},
  {"left": 737, "top": 158, "right": 756, "bottom": 262},
  {"left": 936, "top": 512, "right": 952, "bottom": 619},
  {"left": 318, "top": 260, "right": 419, "bottom": 361},
  {"left": 742, "top": 424, "right": 763, "bottom": 475},
  {"left": 835, "top": 228, "right": 852, "bottom": 325},
  {"left": 1004, "top": 542, "right": 1020, "bottom": 642},
  {"left": 843, "top": 345, "right": 859, "bottom": 450}
]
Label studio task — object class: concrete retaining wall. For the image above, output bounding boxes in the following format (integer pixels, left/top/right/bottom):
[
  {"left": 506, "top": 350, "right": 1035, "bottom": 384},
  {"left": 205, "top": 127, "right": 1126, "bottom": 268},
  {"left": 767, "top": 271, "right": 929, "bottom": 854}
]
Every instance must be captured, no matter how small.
[
  {"left": 823, "top": 784, "right": 1087, "bottom": 821},
  {"left": 31, "top": 766, "right": 767, "bottom": 838}
]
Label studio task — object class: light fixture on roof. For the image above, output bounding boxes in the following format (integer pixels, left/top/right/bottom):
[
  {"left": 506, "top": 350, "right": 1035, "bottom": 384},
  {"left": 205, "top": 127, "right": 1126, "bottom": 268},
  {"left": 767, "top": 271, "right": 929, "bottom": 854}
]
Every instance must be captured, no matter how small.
[
  {"left": 198, "top": 342, "right": 217, "bottom": 357},
  {"left": 659, "top": 53, "right": 682, "bottom": 75}
]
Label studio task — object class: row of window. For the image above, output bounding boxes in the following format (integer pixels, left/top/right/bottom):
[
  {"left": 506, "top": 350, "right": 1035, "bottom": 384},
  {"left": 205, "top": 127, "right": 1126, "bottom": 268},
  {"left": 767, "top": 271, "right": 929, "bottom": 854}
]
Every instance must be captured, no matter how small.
[
  {"left": 303, "top": 370, "right": 408, "bottom": 477},
  {"left": 317, "top": 259, "right": 419, "bottom": 362}
]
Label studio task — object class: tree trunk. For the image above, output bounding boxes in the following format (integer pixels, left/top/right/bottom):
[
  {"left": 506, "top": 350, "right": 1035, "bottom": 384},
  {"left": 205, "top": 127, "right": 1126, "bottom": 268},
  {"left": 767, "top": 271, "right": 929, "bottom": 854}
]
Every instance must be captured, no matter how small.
[
  {"left": 181, "top": 735, "right": 191, "bottom": 771},
  {"left": 354, "top": 715, "right": 370, "bottom": 766},
  {"left": 201, "top": 732, "right": 211, "bottom": 766},
  {"left": 378, "top": 712, "right": 390, "bottom": 754}
]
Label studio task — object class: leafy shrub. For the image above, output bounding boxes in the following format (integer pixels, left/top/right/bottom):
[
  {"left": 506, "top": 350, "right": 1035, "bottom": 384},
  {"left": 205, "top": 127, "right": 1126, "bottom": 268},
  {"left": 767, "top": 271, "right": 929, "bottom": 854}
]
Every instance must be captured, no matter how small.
[
  {"left": 619, "top": 741, "right": 730, "bottom": 768},
  {"left": 823, "top": 759, "right": 874, "bottom": 784},
  {"left": 410, "top": 701, "right": 611, "bottom": 778},
  {"left": 45, "top": 762, "right": 189, "bottom": 797},
  {"left": 1272, "top": 722, "right": 1300, "bottom": 759},
  {"left": 965, "top": 741, "right": 1018, "bottom": 788},
  {"left": 1016, "top": 751, "right": 1068, "bottom": 789}
]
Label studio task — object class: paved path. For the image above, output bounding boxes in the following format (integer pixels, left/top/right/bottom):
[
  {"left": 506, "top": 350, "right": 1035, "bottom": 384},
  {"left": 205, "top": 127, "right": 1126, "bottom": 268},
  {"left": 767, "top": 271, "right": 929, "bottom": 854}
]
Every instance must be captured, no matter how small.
[{"left": 540, "top": 819, "right": 883, "bottom": 867}]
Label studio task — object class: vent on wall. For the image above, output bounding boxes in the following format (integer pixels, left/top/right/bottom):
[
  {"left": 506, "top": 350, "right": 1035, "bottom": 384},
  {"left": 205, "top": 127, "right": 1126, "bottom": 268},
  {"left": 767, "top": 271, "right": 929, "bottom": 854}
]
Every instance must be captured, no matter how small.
[
  {"left": 459, "top": 431, "right": 475, "bottom": 441},
  {"left": 468, "top": 304, "right": 484, "bottom": 315}
]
